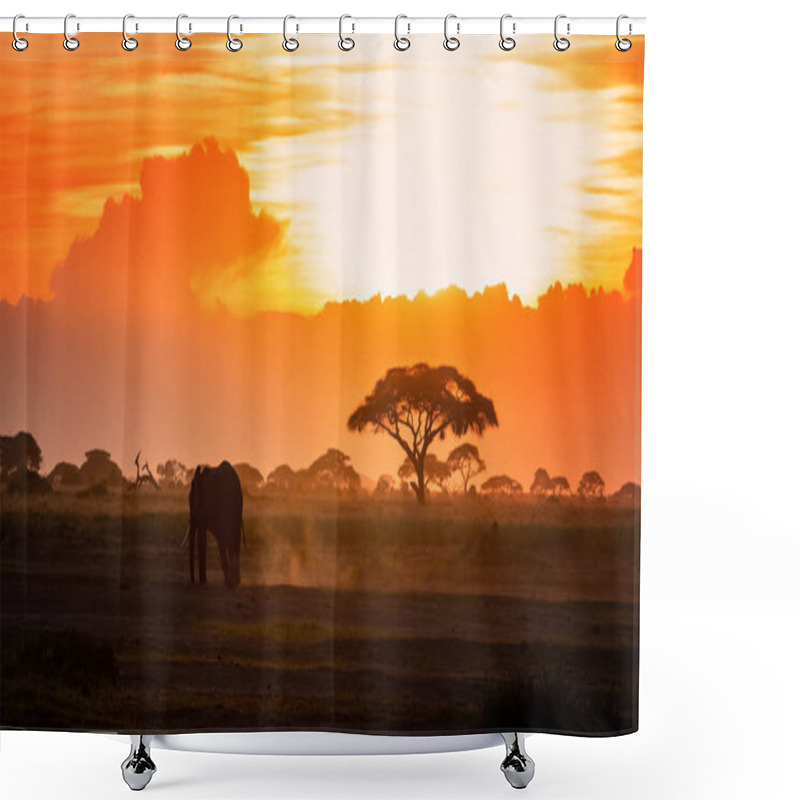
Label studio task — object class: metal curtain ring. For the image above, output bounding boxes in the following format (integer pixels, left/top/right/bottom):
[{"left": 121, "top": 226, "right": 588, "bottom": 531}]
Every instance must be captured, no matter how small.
[
  {"left": 553, "top": 14, "right": 570, "bottom": 51},
  {"left": 12, "top": 14, "right": 29, "bottom": 51},
  {"left": 394, "top": 14, "right": 410, "bottom": 51},
  {"left": 227, "top": 15, "right": 243, "bottom": 51},
  {"left": 283, "top": 15, "right": 299, "bottom": 51},
  {"left": 499, "top": 14, "right": 515, "bottom": 51},
  {"left": 122, "top": 14, "right": 138, "bottom": 51},
  {"left": 176, "top": 14, "right": 192, "bottom": 50},
  {"left": 63, "top": 13, "right": 80, "bottom": 51},
  {"left": 615, "top": 14, "right": 632, "bottom": 51},
  {"left": 338, "top": 14, "right": 355, "bottom": 51},
  {"left": 443, "top": 14, "right": 460, "bottom": 51}
]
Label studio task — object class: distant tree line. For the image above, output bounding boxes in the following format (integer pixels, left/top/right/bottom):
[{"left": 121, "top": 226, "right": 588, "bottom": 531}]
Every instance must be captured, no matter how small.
[
  {"left": 344, "top": 363, "right": 638, "bottom": 507},
  {"left": 2, "top": 368, "right": 641, "bottom": 509},
  {"left": 264, "top": 449, "right": 361, "bottom": 495}
]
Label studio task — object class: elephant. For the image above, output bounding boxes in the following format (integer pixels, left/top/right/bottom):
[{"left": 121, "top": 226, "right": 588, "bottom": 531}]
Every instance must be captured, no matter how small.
[{"left": 182, "top": 461, "right": 245, "bottom": 588}]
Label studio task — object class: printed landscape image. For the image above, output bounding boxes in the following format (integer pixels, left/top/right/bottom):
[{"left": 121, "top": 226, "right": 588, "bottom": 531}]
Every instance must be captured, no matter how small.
[{"left": 0, "top": 33, "right": 643, "bottom": 735}]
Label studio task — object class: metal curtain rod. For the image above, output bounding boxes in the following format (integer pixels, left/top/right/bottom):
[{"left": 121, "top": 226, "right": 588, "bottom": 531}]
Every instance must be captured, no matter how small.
[{"left": 0, "top": 16, "right": 646, "bottom": 36}]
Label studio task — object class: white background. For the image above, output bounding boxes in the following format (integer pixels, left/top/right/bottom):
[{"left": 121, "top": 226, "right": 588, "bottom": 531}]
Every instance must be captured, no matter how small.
[{"left": 2, "top": 1, "right": 799, "bottom": 798}]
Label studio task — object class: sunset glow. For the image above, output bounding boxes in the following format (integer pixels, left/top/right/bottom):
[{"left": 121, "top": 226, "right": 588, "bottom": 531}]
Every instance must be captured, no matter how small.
[
  {"left": 1, "top": 33, "right": 642, "bottom": 311},
  {"left": 1, "top": 32, "right": 643, "bottom": 492}
]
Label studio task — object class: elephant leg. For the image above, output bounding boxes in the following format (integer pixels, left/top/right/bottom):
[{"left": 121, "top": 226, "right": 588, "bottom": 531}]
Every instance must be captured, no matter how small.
[
  {"left": 217, "top": 537, "right": 230, "bottom": 587},
  {"left": 198, "top": 527, "right": 207, "bottom": 584},
  {"left": 189, "top": 529, "right": 195, "bottom": 584},
  {"left": 231, "top": 547, "right": 240, "bottom": 587}
]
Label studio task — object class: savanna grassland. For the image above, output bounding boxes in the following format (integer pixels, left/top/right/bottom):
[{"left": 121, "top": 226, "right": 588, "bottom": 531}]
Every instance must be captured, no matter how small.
[{"left": 1, "top": 489, "right": 639, "bottom": 735}]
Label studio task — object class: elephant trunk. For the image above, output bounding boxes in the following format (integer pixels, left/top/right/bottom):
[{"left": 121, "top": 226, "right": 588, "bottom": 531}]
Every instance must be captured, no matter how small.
[
  {"left": 232, "top": 550, "right": 241, "bottom": 587},
  {"left": 224, "top": 550, "right": 241, "bottom": 589}
]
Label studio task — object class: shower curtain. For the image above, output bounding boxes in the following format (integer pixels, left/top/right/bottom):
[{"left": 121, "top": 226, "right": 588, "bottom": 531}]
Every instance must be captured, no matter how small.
[{"left": 0, "top": 30, "right": 643, "bottom": 737}]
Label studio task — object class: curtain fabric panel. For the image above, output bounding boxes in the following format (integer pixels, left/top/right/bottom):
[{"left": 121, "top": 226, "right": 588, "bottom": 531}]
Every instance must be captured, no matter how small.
[{"left": 0, "top": 32, "right": 643, "bottom": 736}]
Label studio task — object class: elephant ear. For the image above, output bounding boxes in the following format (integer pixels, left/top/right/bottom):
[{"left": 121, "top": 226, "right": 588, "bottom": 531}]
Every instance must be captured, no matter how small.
[{"left": 193, "top": 465, "right": 206, "bottom": 489}]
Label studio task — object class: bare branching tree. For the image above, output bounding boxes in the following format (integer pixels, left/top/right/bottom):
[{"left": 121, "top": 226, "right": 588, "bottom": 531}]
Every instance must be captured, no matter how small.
[{"left": 132, "top": 451, "right": 160, "bottom": 491}]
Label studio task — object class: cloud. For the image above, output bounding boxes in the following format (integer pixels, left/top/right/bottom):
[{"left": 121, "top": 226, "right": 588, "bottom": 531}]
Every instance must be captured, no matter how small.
[
  {"left": 0, "top": 33, "right": 376, "bottom": 303},
  {"left": 48, "top": 138, "right": 323, "bottom": 318}
]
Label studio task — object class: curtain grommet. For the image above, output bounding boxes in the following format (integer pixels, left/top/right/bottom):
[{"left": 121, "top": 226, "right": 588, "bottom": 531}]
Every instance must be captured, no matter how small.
[
  {"left": 553, "top": 14, "right": 570, "bottom": 51},
  {"left": 394, "top": 15, "right": 411, "bottom": 51},
  {"left": 338, "top": 14, "right": 355, "bottom": 51},
  {"left": 122, "top": 14, "right": 138, "bottom": 51},
  {"left": 615, "top": 15, "right": 632, "bottom": 51},
  {"left": 283, "top": 15, "right": 299, "bottom": 52},
  {"left": 443, "top": 14, "right": 460, "bottom": 51},
  {"left": 226, "top": 15, "right": 243, "bottom": 52},
  {"left": 175, "top": 14, "right": 192, "bottom": 51},
  {"left": 499, "top": 14, "right": 516, "bottom": 51},
  {"left": 12, "top": 14, "right": 29, "bottom": 51},
  {"left": 63, "top": 13, "right": 80, "bottom": 51}
]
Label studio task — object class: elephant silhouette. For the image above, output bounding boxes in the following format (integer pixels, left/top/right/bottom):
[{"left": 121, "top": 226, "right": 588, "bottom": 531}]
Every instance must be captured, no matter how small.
[{"left": 183, "top": 461, "right": 245, "bottom": 588}]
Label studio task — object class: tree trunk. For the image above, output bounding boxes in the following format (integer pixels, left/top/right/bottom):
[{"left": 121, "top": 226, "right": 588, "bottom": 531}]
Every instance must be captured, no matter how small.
[{"left": 414, "top": 461, "right": 426, "bottom": 505}]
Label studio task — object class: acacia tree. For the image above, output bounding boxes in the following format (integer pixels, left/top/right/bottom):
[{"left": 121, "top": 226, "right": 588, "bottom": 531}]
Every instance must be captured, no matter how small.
[
  {"left": 481, "top": 474, "right": 523, "bottom": 496},
  {"left": 305, "top": 448, "right": 361, "bottom": 493},
  {"left": 399, "top": 453, "right": 451, "bottom": 497},
  {"left": 266, "top": 464, "right": 296, "bottom": 493},
  {"left": 0, "top": 431, "right": 42, "bottom": 479},
  {"left": 577, "top": 470, "right": 605, "bottom": 499},
  {"left": 348, "top": 363, "right": 498, "bottom": 504},
  {"left": 447, "top": 443, "right": 486, "bottom": 494},
  {"left": 612, "top": 481, "right": 640, "bottom": 505},
  {"left": 157, "top": 459, "right": 190, "bottom": 489},
  {"left": 48, "top": 461, "right": 80, "bottom": 489},
  {"left": 79, "top": 449, "right": 124, "bottom": 488},
  {"left": 530, "top": 467, "right": 551, "bottom": 497},
  {"left": 374, "top": 474, "right": 396, "bottom": 495},
  {"left": 234, "top": 463, "right": 266, "bottom": 495}
]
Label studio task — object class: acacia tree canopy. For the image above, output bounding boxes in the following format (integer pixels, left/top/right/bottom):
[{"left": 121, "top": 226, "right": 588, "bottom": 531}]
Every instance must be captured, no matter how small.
[
  {"left": 266, "top": 464, "right": 296, "bottom": 492},
  {"left": 348, "top": 363, "right": 498, "bottom": 504},
  {"left": 446, "top": 442, "right": 486, "bottom": 493},
  {"left": 530, "top": 467, "right": 551, "bottom": 496},
  {"left": 0, "top": 431, "right": 42, "bottom": 478},
  {"left": 481, "top": 474, "right": 523, "bottom": 495},
  {"left": 578, "top": 470, "right": 605, "bottom": 498},
  {"left": 550, "top": 476, "right": 571, "bottom": 495},
  {"left": 399, "top": 453, "right": 451, "bottom": 493},
  {"left": 305, "top": 448, "right": 361, "bottom": 492}
]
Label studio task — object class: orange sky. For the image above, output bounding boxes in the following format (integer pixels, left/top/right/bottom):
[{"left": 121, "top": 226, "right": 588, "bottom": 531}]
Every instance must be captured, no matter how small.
[
  {"left": 0, "top": 33, "right": 642, "bottom": 491},
  {"left": 1, "top": 33, "right": 643, "bottom": 310}
]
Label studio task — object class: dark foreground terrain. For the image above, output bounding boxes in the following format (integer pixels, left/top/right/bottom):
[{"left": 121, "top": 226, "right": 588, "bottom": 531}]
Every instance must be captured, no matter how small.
[{"left": 1, "top": 492, "right": 639, "bottom": 735}]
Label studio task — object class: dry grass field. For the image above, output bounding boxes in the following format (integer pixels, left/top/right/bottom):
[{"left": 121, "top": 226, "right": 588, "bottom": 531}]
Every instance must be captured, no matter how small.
[{"left": 1, "top": 490, "right": 639, "bottom": 735}]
